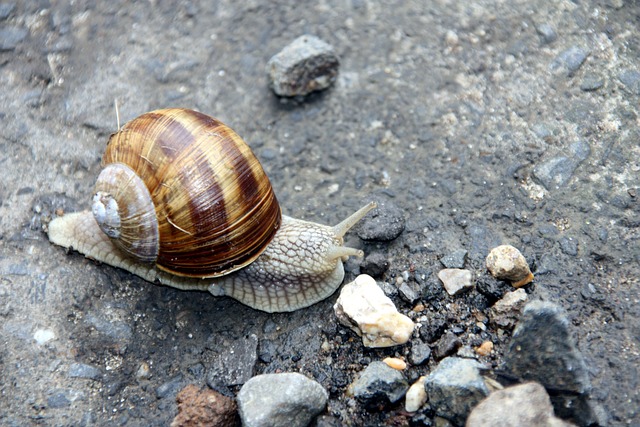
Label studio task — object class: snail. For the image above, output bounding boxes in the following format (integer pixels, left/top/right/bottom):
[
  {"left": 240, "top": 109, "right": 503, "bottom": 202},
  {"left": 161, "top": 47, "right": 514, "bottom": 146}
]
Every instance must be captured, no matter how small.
[{"left": 47, "top": 108, "right": 376, "bottom": 313}]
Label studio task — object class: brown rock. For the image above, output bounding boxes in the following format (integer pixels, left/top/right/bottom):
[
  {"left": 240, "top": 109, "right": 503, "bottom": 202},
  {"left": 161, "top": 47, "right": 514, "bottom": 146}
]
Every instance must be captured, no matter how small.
[{"left": 171, "top": 384, "right": 238, "bottom": 427}]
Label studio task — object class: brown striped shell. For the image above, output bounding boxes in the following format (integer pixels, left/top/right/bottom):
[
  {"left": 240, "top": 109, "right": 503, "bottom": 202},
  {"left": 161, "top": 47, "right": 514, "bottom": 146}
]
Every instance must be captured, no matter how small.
[{"left": 91, "top": 108, "right": 281, "bottom": 278}]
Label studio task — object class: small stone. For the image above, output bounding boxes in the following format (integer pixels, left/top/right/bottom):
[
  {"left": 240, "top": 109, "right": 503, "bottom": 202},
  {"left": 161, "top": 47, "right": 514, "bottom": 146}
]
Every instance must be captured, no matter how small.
[
  {"left": 357, "top": 201, "right": 405, "bottom": 241},
  {"left": 383, "top": 357, "right": 407, "bottom": 370},
  {"left": 475, "top": 274, "right": 512, "bottom": 304},
  {"left": 409, "top": 339, "right": 431, "bottom": 365},
  {"left": 558, "top": 236, "right": 578, "bottom": 256},
  {"left": 156, "top": 375, "right": 184, "bottom": 399},
  {"left": 206, "top": 333, "right": 258, "bottom": 387},
  {"left": 489, "top": 288, "right": 528, "bottom": 329},
  {"left": 475, "top": 341, "right": 494, "bottom": 357},
  {"left": 334, "top": 274, "right": 415, "bottom": 348},
  {"left": 348, "top": 361, "right": 409, "bottom": 408},
  {"left": 33, "top": 329, "right": 55, "bottom": 345},
  {"left": 360, "top": 252, "right": 389, "bottom": 277},
  {"left": 437, "top": 268, "right": 474, "bottom": 296},
  {"left": 618, "top": 69, "right": 640, "bottom": 95},
  {"left": 466, "top": 382, "right": 572, "bottom": 427},
  {"left": 47, "top": 391, "right": 71, "bottom": 408},
  {"left": 0, "top": 26, "right": 28, "bottom": 51},
  {"left": 398, "top": 281, "right": 420, "bottom": 304},
  {"left": 485, "top": 245, "right": 533, "bottom": 287},
  {"left": 504, "top": 301, "right": 598, "bottom": 426},
  {"left": 532, "top": 141, "right": 591, "bottom": 190},
  {"left": 171, "top": 384, "right": 237, "bottom": 427},
  {"left": 68, "top": 363, "right": 101, "bottom": 381},
  {"left": 440, "top": 249, "right": 468, "bottom": 268},
  {"left": 434, "top": 332, "right": 462, "bottom": 360},
  {"left": 136, "top": 362, "right": 151, "bottom": 380},
  {"left": 535, "top": 23, "right": 557, "bottom": 44},
  {"left": 580, "top": 73, "right": 604, "bottom": 91},
  {"left": 266, "top": 35, "right": 339, "bottom": 97},
  {"left": 549, "top": 45, "right": 589, "bottom": 76},
  {"left": 405, "top": 376, "right": 427, "bottom": 413},
  {"left": 237, "top": 373, "right": 328, "bottom": 427},
  {"left": 424, "top": 357, "right": 490, "bottom": 425}
]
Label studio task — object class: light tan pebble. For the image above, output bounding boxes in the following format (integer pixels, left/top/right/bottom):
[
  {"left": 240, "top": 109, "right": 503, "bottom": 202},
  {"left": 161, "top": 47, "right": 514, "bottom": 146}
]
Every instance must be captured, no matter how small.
[
  {"left": 334, "top": 274, "right": 415, "bottom": 348},
  {"left": 437, "top": 268, "right": 474, "bottom": 296},
  {"left": 486, "top": 245, "right": 534, "bottom": 287},
  {"left": 475, "top": 341, "right": 494, "bottom": 356},
  {"left": 383, "top": 357, "right": 407, "bottom": 370},
  {"left": 405, "top": 376, "right": 427, "bottom": 412},
  {"left": 412, "top": 303, "right": 425, "bottom": 312}
]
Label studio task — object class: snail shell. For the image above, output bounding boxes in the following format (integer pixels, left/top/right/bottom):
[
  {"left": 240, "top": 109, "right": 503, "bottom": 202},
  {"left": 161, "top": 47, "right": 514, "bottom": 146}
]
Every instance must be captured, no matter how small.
[{"left": 48, "top": 108, "right": 376, "bottom": 312}]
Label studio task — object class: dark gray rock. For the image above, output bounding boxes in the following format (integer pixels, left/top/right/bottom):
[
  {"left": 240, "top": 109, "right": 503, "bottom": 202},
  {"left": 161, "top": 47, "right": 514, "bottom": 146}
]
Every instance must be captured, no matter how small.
[
  {"left": 440, "top": 249, "right": 468, "bottom": 269},
  {"left": 155, "top": 375, "right": 184, "bottom": 399},
  {"left": 348, "top": 361, "right": 409, "bottom": 408},
  {"left": 549, "top": 46, "right": 589, "bottom": 76},
  {"left": 68, "top": 363, "right": 101, "bottom": 381},
  {"left": 47, "top": 391, "right": 71, "bottom": 409},
  {"left": 558, "top": 236, "right": 578, "bottom": 256},
  {"left": 504, "top": 301, "right": 600, "bottom": 426},
  {"left": 618, "top": 69, "right": 640, "bottom": 95},
  {"left": 532, "top": 140, "right": 591, "bottom": 189},
  {"left": 433, "top": 331, "right": 462, "bottom": 360},
  {"left": 424, "top": 357, "right": 489, "bottom": 425},
  {"left": 398, "top": 281, "right": 420, "bottom": 304},
  {"left": 409, "top": 339, "right": 431, "bottom": 365},
  {"left": 0, "top": 26, "right": 27, "bottom": 51},
  {"left": 237, "top": 373, "right": 328, "bottom": 427},
  {"left": 536, "top": 23, "right": 557, "bottom": 44},
  {"left": 357, "top": 201, "right": 405, "bottom": 241},
  {"left": 206, "top": 333, "right": 258, "bottom": 387},
  {"left": 266, "top": 35, "right": 339, "bottom": 97},
  {"left": 418, "top": 316, "right": 447, "bottom": 343},
  {"left": 360, "top": 252, "right": 390, "bottom": 277}
]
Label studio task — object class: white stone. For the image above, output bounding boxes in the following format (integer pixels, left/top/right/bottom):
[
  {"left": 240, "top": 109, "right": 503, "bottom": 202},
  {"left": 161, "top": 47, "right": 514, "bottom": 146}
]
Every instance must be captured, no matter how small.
[
  {"left": 33, "top": 329, "right": 55, "bottom": 345},
  {"left": 437, "top": 268, "right": 474, "bottom": 296},
  {"left": 334, "top": 274, "right": 415, "bottom": 348},
  {"left": 486, "top": 245, "right": 534, "bottom": 287},
  {"left": 405, "top": 376, "right": 427, "bottom": 412}
]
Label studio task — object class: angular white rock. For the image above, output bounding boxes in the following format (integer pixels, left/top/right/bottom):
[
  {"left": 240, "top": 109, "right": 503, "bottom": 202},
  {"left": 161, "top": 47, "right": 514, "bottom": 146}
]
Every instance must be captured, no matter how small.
[
  {"left": 405, "top": 376, "right": 428, "bottom": 412},
  {"left": 334, "top": 274, "right": 415, "bottom": 348},
  {"left": 437, "top": 268, "right": 474, "bottom": 296}
]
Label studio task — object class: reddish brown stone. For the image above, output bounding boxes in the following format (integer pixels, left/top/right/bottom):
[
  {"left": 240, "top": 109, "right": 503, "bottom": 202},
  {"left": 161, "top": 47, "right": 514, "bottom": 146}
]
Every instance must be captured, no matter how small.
[{"left": 171, "top": 384, "right": 238, "bottom": 427}]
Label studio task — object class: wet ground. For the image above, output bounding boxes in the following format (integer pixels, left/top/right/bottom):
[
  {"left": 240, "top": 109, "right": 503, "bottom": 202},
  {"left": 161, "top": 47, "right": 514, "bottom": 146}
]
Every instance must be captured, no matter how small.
[{"left": 1, "top": 1, "right": 639, "bottom": 426}]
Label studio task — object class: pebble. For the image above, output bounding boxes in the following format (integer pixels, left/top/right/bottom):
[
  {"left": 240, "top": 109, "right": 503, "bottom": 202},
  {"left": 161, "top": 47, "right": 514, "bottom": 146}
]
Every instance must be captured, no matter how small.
[
  {"left": 535, "top": 23, "right": 557, "bottom": 44},
  {"left": 466, "top": 382, "right": 572, "bottom": 427},
  {"left": 425, "top": 357, "right": 489, "bottom": 425},
  {"left": 206, "top": 333, "right": 258, "bottom": 387},
  {"left": 532, "top": 140, "right": 590, "bottom": 190},
  {"left": 347, "top": 361, "right": 409, "bottom": 408},
  {"left": 580, "top": 73, "right": 604, "bottom": 91},
  {"left": 360, "top": 252, "right": 389, "bottom": 277},
  {"left": 437, "top": 268, "right": 474, "bottom": 296},
  {"left": 440, "top": 249, "right": 468, "bottom": 269},
  {"left": 405, "top": 376, "right": 427, "bottom": 413},
  {"left": 433, "top": 331, "right": 462, "bottom": 360},
  {"left": 383, "top": 357, "right": 407, "bottom": 370},
  {"left": 33, "top": 328, "right": 55, "bottom": 345},
  {"left": 549, "top": 45, "right": 589, "bottom": 76},
  {"left": 356, "top": 200, "right": 405, "bottom": 241},
  {"left": 237, "top": 373, "right": 328, "bottom": 427},
  {"left": 489, "top": 288, "right": 528, "bottom": 329},
  {"left": 475, "top": 274, "right": 512, "bottom": 304},
  {"left": 0, "top": 26, "right": 28, "bottom": 51},
  {"left": 474, "top": 341, "right": 493, "bottom": 357},
  {"left": 504, "top": 301, "right": 599, "bottom": 426},
  {"left": 485, "top": 245, "right": 534, "bottom": 288},
  {"left": 618, "top": 68, "right": 640, "bottom": 95},
  {"left": 266, "top": 35, "right": 339, "bottom": 97},
  {"left": 558, "top": 236, "right": 578, "bottom": 256},
  {"left": 398, "top": 281, "right": 420, "bottom": 304},
  {"left": 136, "top": 362, "right": 151, "bottom": 380},
  {"left": 156, "top": 375, "right": 184, "bottom": 399},
  {"left": 409, "top": 339, "right": 431, "bottom": 365},
  {"left": 170, "top": 384, "right": 237, "bottom": 427},
  {"left": 68, "top": 363, "right": 101, "bottom": 381},
  {"left": 333, "top": 274, "right": 415, "bottom": 348}
]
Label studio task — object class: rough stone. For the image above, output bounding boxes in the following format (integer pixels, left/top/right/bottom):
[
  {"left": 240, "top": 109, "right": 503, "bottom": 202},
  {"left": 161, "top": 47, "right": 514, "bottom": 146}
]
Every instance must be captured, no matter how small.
[
  {"left": 206, "top": 333, "right": 258, "bottom": 387},
  {"left": 433, "top": 332, "right": 462, "bottom": 360},
  {"left": 424, "top": 357, "right": 489, "bottom": 425},
  {"left": 532, "top": 141, "right": 591, "bottom": 189},
  {"left": 360, "top": 252, "right": 390, "bottom": 277},
  {"left": 440, "top": 249, "right": 468, "bottom": 269},
  {"left": 405, "top": 376, "right": 427, "bottom": 413},
  {"left": 334, "top": 274, "right": 415, "bottom": 348},
  {"left": 409, "top": 339, "right": 431, "bottom": 365},
  {"left": 489, "top": 288, "right": 528, "bottom": 329},
  {"left": 485, "top": 245, "right": 534, "bottom": 288},
  {"left": 156, "top": 375, "right": 184, "bottom": 399},
  {"left": 357, "top": 201, "right": 405, "bottom": 241},
  {"left": 466, "top": 382, "right": 573, "bottom": 427},
  {"left": 171, "top": 384, "right": 237, "bottom": 427},
  {"left": 549, "top": 46, "right": 589, "bottom": 76},
  {"left": 266, "top": 35, "right": 339, "bottom": 97},
  {"left": 535, "top": 23, "right": 557, "bottom": 44},
  {"left": 504, "top": 301, "right": 598, "bottom": 426},
  {"left": 237, "top": 373, "right": 328, "bottom": 427},
  {"left": 68, "top": 363, "right": 102, "bottom": 381},
  {"left": 437, "top": 268, "right": 474, "bottom": 296},
  {"left": 348, "top": 361, "right": 409, "bottom": 408}
]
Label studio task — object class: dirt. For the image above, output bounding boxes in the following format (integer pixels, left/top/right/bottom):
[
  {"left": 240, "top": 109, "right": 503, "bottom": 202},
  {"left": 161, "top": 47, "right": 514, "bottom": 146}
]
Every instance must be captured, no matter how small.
[{"left": 1, "top": 1, "right": 638, "bottom": 426}]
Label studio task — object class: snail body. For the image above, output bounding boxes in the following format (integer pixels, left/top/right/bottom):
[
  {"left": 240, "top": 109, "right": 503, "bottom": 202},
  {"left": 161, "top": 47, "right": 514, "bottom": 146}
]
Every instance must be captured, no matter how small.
[{"left": 48, "top": 108, "right": 375, "bottom": 312}]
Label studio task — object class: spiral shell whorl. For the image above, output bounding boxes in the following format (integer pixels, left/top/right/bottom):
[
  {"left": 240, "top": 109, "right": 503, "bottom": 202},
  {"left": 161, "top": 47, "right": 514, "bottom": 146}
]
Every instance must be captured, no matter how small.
[{"left": 98, "top": 108, "right": 281, "bottom": 278}]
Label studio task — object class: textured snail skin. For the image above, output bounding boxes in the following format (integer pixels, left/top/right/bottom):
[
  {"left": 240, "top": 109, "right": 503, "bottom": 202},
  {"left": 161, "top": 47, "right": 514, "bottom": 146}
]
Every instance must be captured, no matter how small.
[{"left": 48, "top": 202, "right": 375, "bottom": 313}]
